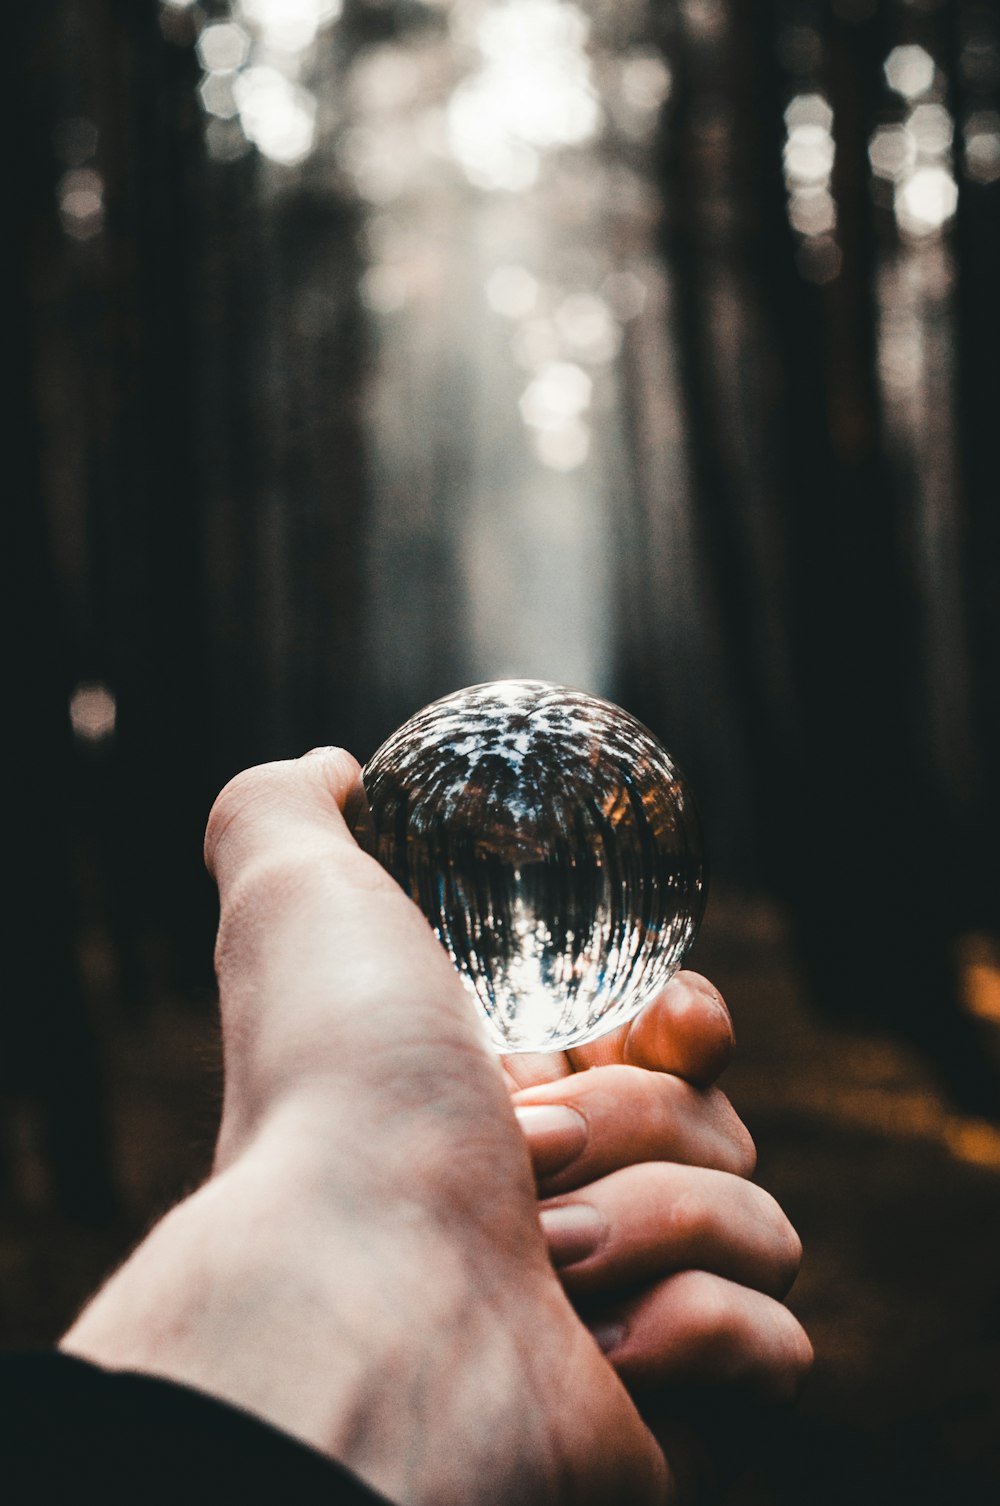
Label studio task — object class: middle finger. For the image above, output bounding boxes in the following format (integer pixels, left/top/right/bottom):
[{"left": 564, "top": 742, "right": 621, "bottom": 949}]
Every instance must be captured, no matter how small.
[{"left": 513, "top": 1063, "right": 756, "bottom": 1194}]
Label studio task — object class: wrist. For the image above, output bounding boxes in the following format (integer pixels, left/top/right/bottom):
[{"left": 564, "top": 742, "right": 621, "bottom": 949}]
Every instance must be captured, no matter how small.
[{"left": 61, "top": 1119, "right": 565, "bottom": 1506}]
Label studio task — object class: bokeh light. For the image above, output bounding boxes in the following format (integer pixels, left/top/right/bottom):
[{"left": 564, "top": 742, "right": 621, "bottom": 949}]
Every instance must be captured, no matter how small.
[
  {"left": 964, "top": 110, "right": 1000, "bottom": 185},
  {"left": 68, "top": 682, "right": 117, "bottom": 744},
  {"left": 196, "top": 21, "right": 251, "bottom": 74},
  {"left": 446, "top": 0, "right": 600, "bottom": 192},
  {"left": 884, "top": 43, "right": 936, "bottom": 102},
  {"left": 233, "top": 66, "right": 316, "bottom": 164},
  {"left": 783, "top": 93, "right": 839, "bottom": 277},
  {"left": 872, "top": 45, "right": 960, "bottom": 243},
  {"left": 553, "top": 293, "right": 621, "bottom": 364},
  {"left": 784, "top": 91, "right": 834, "bottom": 134},
  {"left": 796, "top": 234, "right": 842, "bottom": 286},
  {"left": 869, "top": 124, "right": 917, "bottom": 183},
  {"left": 236, "top": 0, "right": 342, "bottom": 56},
  {"left": 601, "top": 270, "right": 647, "bottom": 322},
  {"left": 784, "top": 121, "right": 836, "bottom": 186},
  {"left": 518, "top": 360, "right": 592, "bottom": 429},
  {"left": 788, "top": 188, "right": 836, "bottom": 237},
  {"left": 895, "top": 165, "right": 959, "bottom": 238},
  {"left": 517, "top": 361, "right": 593, "bottom": 471},
  {"left": 610, "top": 52, "right": 672, "bottom": 143},
  {"left": 359, "top": 263, "right": 410, "bottom": 315},
  {"left": 205, "top": 117, "right": 251, "bottom": 161},
  {"left": 180, "top": 0, "right": 343, "bottom": 165},
  {"left": 535, "top": 418, "right": 590, "bottom": 471},
  {"left": 486, "top": 265, "right": 541, "bottom": 319},
  {"left": 199, "top": 72, "right": 240, "bottom": 121},
  {"left": 907, "top": 102, "right": 954, "bottom": 158},
  {"left": 58, "top": 167, "right": 104, "bottom": 240}
]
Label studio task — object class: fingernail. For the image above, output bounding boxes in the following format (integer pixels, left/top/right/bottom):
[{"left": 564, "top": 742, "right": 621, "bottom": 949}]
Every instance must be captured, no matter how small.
[
  {"left": 587, "top": 1320, "right": 627, "bottom": 1355},
  {"left": 538, "top": 1203, "right": 605, "bottom": 1267},
  {"left": 300, "top": 746, "right": 339, "bottom": 759},
  {"left": 514, "top": 1104, "right": 588, "bottom": 1177}
]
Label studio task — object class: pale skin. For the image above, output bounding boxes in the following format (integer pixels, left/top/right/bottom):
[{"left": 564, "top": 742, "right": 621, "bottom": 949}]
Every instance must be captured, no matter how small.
[{"left": 61, "top": 748, "right": 812, "bottom": 1506}]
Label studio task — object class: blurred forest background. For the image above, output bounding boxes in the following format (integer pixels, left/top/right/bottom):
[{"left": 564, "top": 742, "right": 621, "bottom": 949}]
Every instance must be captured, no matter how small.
[{"left": 6, "top": 0, "right": 1000, "bottom": 1501}]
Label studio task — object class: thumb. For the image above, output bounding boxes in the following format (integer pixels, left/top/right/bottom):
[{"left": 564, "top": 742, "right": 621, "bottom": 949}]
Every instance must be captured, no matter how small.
[
  {"left": 205, "top": 746, "right": 365, "bottom": 889},
  {"left": 204, "top": 749, "right": 500, "bottom": 1145}
]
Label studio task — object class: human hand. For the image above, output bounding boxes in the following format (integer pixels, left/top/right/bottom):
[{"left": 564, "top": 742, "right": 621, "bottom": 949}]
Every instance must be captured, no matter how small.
[
  {"left": 61, "top": 749, "right": 809, "bottom": 1506},
  {"left": 62, "top": 750, "right": 670, "bottom": 1506},
  {"left": 506, "top": 980, "right": 810, "bottom": 1401}
]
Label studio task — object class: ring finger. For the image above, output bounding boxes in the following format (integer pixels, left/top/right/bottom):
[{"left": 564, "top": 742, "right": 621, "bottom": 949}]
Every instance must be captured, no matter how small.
[{"left": 539, "top": 1162, "right": 802, "bottom": 1300}]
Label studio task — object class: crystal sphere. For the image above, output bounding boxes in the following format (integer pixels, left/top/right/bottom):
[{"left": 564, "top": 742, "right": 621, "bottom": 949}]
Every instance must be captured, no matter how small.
[{"left": 354, "top": 680, "right": 706, "bottom": 1053}]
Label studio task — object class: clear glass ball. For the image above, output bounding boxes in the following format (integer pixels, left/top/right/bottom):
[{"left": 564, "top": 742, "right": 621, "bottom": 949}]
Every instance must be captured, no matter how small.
[{"left": 355, "top": 680, "right": 706, "bottom": 1053}]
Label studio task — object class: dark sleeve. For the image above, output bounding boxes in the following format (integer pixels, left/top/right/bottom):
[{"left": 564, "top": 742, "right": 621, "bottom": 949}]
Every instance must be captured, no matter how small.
[{"left": 0, "top": 1351, "right": 400, "bottom": 1506}]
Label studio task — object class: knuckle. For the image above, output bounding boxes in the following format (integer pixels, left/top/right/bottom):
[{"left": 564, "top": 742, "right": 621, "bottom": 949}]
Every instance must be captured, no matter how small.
[
  {"left": 674, "top": 1267, "right": 734, "bottom": 1329},
  {"left": 778, "top": 1216, "right": 804, "bottom": 1286},
  {"left": 227, "top": 847, "right": 328, "bottom": 917},
  {"left": 204, "top": 761, "right": 292, "bottom": 871},
  {"left": 666, "top": 1184, "right": 713, "bottom": 1252},
  {"left": 706, "top": 1089, "right": 757, "bottom": 1176},
  {"left": 664, "top": 1271, "right": 813, "bottom": 1401},
  {"left": 674, "top": 1270, "right": 742, "bottom": 1362},
  {"left": 754, "top": 1187, "right": 804, "bottom": 1291},
  {"left": 571, "top": 1062, "right": 648, "bottom": 1115},
  {"left": 789, "top": 1318, "right": 815, "bottom": 1382},
  {"left": 737, "top": 1129, "right": 758, "bottom": 1177},
  {"left": 647, "top": 1071, "right": 723, "bottom": 1152},
  {"left": 727, "top": 1112, "right": 758, "bottom": 1178},
  {"left": 769, "top": 1311, "right": 815, "bottom": 1401},
  {"left": 649, "top": 1067, "right": 692, "bottom": 1116},
  {"left": 641, "top": 1064, "right": 690, "bottom": 1126}
]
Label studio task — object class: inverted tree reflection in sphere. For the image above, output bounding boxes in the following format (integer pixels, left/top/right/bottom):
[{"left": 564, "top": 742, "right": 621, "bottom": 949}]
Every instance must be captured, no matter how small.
[{"left": 355, "top": 681, "right": 706, "bottom": 1053}]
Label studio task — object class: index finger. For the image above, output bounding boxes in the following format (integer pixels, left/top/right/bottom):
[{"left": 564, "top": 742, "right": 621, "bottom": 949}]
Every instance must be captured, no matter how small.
[
  {"left": 502, "top": 973, "right": 735, "bottom": 1092},
  {"left": 565, "top": 972, "right": 735, "bottom": 1087}
]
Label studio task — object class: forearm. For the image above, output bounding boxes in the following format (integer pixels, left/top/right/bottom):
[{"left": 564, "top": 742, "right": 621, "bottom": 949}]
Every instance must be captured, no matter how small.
[{"left": 60, "top": 1107, "right": 567, "bottom": 1506}]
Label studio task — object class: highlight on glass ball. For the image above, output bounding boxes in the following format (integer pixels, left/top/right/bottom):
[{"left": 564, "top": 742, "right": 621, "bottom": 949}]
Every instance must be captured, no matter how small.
[{"left": 353, "top": 680, "right": 706, "bottom": 1054}]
